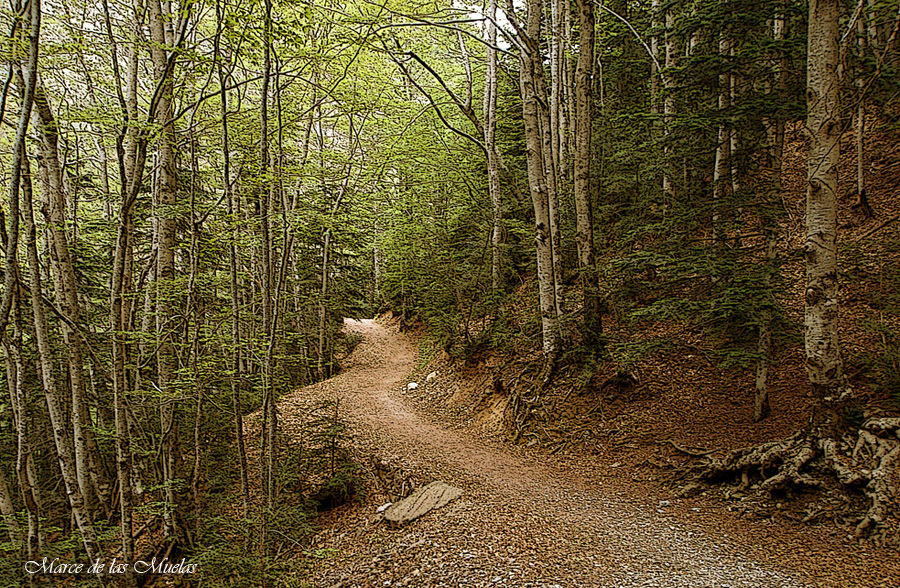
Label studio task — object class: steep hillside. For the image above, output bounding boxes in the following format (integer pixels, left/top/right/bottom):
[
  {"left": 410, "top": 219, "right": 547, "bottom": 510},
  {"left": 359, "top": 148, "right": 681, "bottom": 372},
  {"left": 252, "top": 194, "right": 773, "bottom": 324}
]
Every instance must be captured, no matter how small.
[{"left": 401, "top": 117, "right": 900, "bottom": 546}]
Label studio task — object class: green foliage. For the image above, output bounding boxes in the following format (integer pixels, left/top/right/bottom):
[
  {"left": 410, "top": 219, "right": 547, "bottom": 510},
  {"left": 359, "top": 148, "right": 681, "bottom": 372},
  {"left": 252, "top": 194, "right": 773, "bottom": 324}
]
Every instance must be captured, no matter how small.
[
  {"left": 192, "top": 507, "right": 314, "bottom": 587},
  {"left": 850, "top": 233, "right": 900, "bottom": 403},
  {"left": 335, "top": 330, "right": 364, "bottom": 359},
  {"left": 611, "top": 337, "right": 675, "bottom": 372},
  {"left": 590, "top": 0, "right": 815, "bottom": 374},
  {"left": 867, "top": 322, "right": 900, "bottom": 403},
  {"left": 311, "top": 461, "right": 360, "bottom": 511},
  {"left": 416, "top": 338, "right": 438, "bottom": 372},
  {"left": 278, "top": 399, "right": 359, "bottom": 508},
  {"left": 3, "top": 0, "right": 899, "bottom": 575}
]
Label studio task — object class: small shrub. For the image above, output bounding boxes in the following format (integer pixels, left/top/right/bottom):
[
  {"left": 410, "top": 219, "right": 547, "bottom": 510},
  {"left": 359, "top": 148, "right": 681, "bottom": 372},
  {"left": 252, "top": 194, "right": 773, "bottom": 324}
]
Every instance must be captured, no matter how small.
[{"left": 311, "top": 461, "right": 360, "bottom": 511}]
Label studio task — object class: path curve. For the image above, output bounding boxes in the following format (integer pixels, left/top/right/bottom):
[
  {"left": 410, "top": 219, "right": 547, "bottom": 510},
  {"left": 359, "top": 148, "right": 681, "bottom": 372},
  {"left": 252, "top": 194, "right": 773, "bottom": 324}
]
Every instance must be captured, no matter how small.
[{"left": 282, "top": 319, "right": 807, "bottom": 587}]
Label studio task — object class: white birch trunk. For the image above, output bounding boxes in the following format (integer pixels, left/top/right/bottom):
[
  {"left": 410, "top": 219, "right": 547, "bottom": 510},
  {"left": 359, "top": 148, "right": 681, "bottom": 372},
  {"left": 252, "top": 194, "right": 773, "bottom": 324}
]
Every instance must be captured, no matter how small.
[
  {"left": 22, "top": 150, "right": 103, "bottom": 566},
  {"left": 485, "top": 0, "right": 502, "bottom": 292},
  {"left": 148, "top": 0, "right": 181, "bottom": 542},
  {"left": 804, "top": 0, "right": 844, "bottom": 394},
  {"left": 663, "top": 6, "right": 677, "bottom": 198},
  {"left": 574, "top": 0, "right": 602, "bottom": 344},
  {"left": 511, "top": 0, "right": 560, "bottom": 355}
]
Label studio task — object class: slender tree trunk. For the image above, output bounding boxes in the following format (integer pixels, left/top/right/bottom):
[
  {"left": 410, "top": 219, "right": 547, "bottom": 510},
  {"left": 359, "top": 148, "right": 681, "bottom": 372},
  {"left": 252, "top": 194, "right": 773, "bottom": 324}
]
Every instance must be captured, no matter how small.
[
  {"left": 3, "top": 303, "right": 41, "bottom": 558},
  {"left": 663, "top": 5, "right": 677, "bottom": 199},
  {"left": 805, "top": 0, "right": 844, "bottom": 395},
  {"left": 484, "top": 0, "right": 502, "bottom": 292},
  {"left": 754, "top": 227, "right": 777, "bottom": 422},
  {"left": 0, "top": 466, "right": 20, "bottom": 551},
  {"left": 1, "top": 4, "right": 41, "bottom": 560},
  {"left": 533, "top": 36, "right": 564, "bottom": 320},
  {"left": 109, "top": 141, "right": 143, "bottom": 588},
  {"left": 102, "top": 1, "right": 144, "bottom": 577},
  {"left": 0, "top": 0, "right": 39, "bottom": 334},
  {"left": 713, "top": 33, "right": 731, "bottom": 238},
  {"left": 259, "top": 0, "right": 277, "bottom": 539},
  {"left": 650, "top": 0, "right": 660, "bottom": 117},
  {"left": 109, "top": 141, "right": 141, "bottom": 587},
  {"left": 855, "top": 100, "right": 867, "bottom": 211},
  {"left": 318, "top": 228, "right": 331, "bottom": 380},
  {"left": 510, "top": 0, "right": 560, "bottom": 356},
  {"left": 562, "top": 4, "right": 576, "bottom": 186},
  {"left": 148, "top": 0, "right": 181, "bottom": 542},
  {"left": 549, "top": 0, "right": 560, "bottom": 170},
  {"left": 32, "top": 84, "right": 109, "bottom": 519},
  {"left": 853, "top": 17, "right": 872, "bottom": 219},
  {"left": 5, "top": 0, "right": 97, "bottom": 567},
  {"left": 574, "top": 0, "right": 602, "bottom": 346},
  {"left": 729, "top": 42, "right": 741, "bottom": 198},
  {"left": 215, "top": 0, "right": 250, "bottom": 516},
  {"left": 754, "top": 14, "right": 788, "bottom": 423},
  {"left": 22, "top": 149, "right": 104, "bottom": 569},
  {"left": 542, "top": 118, "right": 564, "bottom": 320}
]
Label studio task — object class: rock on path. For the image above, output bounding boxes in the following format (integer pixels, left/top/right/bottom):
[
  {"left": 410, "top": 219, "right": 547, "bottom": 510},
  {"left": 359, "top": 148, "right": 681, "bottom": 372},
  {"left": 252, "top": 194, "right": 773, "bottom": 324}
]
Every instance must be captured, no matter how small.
[{"left": 383, "top": 481, "right": 462, "bottom": 525}]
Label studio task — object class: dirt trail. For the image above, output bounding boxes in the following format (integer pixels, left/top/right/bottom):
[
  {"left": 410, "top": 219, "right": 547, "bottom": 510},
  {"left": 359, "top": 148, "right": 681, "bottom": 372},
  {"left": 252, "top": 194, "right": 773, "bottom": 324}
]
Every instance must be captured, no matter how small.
[{"left": 280, "top": 319, "right": 873, "bottom": 587}]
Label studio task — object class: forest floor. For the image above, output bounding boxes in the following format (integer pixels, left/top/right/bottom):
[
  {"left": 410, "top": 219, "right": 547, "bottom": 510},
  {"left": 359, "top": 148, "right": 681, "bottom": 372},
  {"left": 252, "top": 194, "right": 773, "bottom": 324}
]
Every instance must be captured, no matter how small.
[{"left": 280, "top": 318, "right": 900, "bottom": 588}]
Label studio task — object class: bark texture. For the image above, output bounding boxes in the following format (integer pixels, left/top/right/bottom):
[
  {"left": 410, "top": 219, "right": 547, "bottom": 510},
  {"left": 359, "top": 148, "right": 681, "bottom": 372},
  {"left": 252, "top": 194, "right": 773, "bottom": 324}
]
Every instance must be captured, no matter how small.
[
  {"left": 148, "top": 0, "right": 181, "bottom": 542},
  {"left": 574, "top": 0, "right": 602, "bottom": 345},
  {"left": 804, "top": 0, "right": 843, "bottom": 394},
  {"left": 515, "top": 0, "right": 560, "bottom": 356}
]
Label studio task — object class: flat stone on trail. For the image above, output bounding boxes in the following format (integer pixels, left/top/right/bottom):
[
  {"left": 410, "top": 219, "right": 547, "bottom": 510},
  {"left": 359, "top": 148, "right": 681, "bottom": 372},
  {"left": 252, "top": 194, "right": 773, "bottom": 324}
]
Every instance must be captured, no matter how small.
[{"left": 383, "top": 481, "right": 462, "bottom": 524}]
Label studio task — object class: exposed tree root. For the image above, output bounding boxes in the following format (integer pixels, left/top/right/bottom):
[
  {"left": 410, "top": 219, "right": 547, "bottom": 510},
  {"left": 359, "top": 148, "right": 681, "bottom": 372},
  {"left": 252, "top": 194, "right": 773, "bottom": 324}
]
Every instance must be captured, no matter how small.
[
  {"left": 695, "top": 416, "right": 900, "bottom": 545},
  {"left": 502, "top": 361, "right": 546, "bottom": 443}
]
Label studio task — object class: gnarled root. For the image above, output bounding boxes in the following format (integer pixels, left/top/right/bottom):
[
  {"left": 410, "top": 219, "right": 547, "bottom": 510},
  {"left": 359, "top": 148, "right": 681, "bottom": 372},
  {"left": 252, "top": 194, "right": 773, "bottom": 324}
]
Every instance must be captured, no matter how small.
[
  {"left": 694, "top": 417, "right": 900, "bottom": 544},
  {"left": 852, "top": 420, "right": 900, "bottom": 542}
]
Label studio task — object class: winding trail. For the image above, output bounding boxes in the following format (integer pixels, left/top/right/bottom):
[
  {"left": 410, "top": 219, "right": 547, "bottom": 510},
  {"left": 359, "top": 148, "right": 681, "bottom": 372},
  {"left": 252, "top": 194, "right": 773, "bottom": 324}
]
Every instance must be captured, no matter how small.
[{"left": 282, "top": 319, "right": 815, "bottom": 587}]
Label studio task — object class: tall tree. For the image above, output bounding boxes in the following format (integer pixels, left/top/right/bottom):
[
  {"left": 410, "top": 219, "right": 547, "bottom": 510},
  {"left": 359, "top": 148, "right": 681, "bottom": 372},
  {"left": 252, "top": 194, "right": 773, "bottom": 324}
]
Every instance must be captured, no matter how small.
[
  {"left": 148, "top": 0, "right": 183, "bottom": 542},
  {"left": 484, "top": 1, "right": 503, "bottom": 292},
  {"left": 214, "top": 0, "right": 250, "bottom": 516},
  {"left": 506, "top": 0, "right": 561, "bottom": 357},
  {"left": 574, "top": 0, "right": 602, "bottom": 345},
  {"left": 804, "top": 0, "right": 844, "bottom": 396}
]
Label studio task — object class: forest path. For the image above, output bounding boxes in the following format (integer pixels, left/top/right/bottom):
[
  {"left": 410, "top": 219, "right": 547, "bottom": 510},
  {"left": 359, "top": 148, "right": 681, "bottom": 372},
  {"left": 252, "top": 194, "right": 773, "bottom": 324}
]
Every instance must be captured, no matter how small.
[{"left": 283, "top": 319, "right": 808, "bottom": 587}]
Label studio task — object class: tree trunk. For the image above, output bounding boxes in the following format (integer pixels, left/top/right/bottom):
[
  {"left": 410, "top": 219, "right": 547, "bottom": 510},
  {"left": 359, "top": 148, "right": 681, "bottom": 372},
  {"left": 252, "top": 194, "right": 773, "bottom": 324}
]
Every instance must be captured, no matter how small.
[
  {"left": 510, "top": 0, "right": 560, "bottom": 356},
  {"left": 549, "top": 0, "right": 562, "bottom": 177},
  {"left": 650, "top": 0, "right": 660, "bottom": 117},
  {"left": 574, "top": 0, "right": 602, "bottom": 346},
  {"left": 148, "top": 0, "right": 181, "bottom": 542},
  {"left": 754, "top": 14, "right": 788, "bottom": 423},
  {"left": 485, "top": 0, "right": 502, "bottom": 292},
  {"left": 1, "top": 2, "right": 41, "bottom": 560},
  {"left": 729, "top": 42, "right": 741, "bottom": 198},
  {"left": 754, "top": 229, "right": 776, "bottom": 422},
  {"left": 259, "top": 0, "right": 277, "bottom": 533},
  {"left": 853, "top": 17, "right": 872, "bottom": 219},
  {"left": 3, "top": 302, "right": 41, "bottom": 559},
  {"left": 0, "top": 0, "right": 39, "bottom": 334},
  {"left": 318, "top": 227, "right": 331, "bottom": 380},
  {"left": 662, "top": 5, "right": 677, "bottom": 199},
  {"left": 215, "top": 0, "right": 250, "bottom": 516},
  {"left": 804, "top": 0, "right": 843, "bottom": 395},
  {"left": 101, "top": 1, "right": 145, "bottom": 577},
  {"left": 0, "top": 439, "right": 21, "bottom": 546},
  {"left": 22, "top": 148, "right": 103, "bottom": 567},
  {"left": 712, "top": 34, "right": 731, "bottom": 239},
  {"left": 33, "top": 83, "right": 109, "bottom": 519}
]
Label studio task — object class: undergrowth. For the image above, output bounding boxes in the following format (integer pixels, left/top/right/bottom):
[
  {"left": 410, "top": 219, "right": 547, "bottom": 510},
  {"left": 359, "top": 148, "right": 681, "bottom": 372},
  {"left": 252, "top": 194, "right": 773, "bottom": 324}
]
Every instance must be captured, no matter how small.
[{"left": 189, "top": 398, "right": 360, "bottom": 585}]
